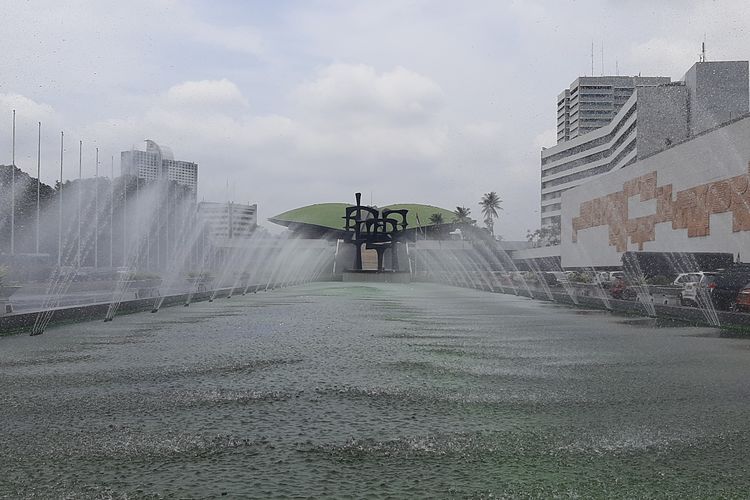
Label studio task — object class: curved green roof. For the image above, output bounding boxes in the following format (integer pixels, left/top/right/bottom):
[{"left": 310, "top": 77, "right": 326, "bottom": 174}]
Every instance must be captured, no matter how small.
[{"left": 269, "top": 203, "right": 455, "bottom": 231}]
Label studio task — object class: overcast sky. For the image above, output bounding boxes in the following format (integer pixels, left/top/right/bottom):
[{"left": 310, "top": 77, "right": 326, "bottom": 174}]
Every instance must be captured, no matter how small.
[{"left": 1, "top": 0, "right": 749, "bottom": 238}]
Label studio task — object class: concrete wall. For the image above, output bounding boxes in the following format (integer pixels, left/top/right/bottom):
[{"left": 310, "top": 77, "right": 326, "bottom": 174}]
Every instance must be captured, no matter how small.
[
  {"left": 561, "top": 115, "right": 750, "bottom": 268},
  {"left": 685, "top": 61, "right": 749, "bottom": 136},
  {"left": 636, "top": 85, "right": 689, "bottom": 158}
]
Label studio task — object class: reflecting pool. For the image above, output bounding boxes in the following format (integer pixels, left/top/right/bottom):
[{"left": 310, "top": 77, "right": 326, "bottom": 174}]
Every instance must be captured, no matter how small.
[{"left": 2, "top": 282, "right": 750, "bottom": 497}]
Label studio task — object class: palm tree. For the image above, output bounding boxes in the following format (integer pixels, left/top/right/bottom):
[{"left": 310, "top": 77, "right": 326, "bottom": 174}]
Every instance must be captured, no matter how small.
[
  {"left": 452, "top": 206, "right": 473, "bottom": 225},
  {"left": 428, "top": 212, "right": 444, "bottom": 225},
  {"left": 479, "top": 191, "right": 502, "bottom": 236}
]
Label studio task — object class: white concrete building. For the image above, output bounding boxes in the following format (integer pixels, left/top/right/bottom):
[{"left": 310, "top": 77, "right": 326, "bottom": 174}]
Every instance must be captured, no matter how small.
[
  {"left": 121, "top": 140, "right": 198, "bottom": 195},
  {"left": 542, "top": 61, "right": 749, "bottom": 235},
  {"left": 197, "top": 201, "right": 258, "bottom": 243},
  {"left": 560, "top": 114, "right": 750, "bottom": 268}
]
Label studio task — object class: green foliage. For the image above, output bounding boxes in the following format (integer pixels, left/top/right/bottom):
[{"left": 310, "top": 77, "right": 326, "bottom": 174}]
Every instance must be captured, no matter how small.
[
  {"left": 526, "top": 225, "right": 561, "bottom": 247},
  {"left": 567, "top": 271, "right": 592, "bottom": 283},
  {"left": 452, "top": 206, "right": 475, "bottom": 225},
  {"left": 428, "top": 212, "right": 445, "bottom": 225},
  {"left": 479, "top": 191, "right": 503, "bottom": 236}
]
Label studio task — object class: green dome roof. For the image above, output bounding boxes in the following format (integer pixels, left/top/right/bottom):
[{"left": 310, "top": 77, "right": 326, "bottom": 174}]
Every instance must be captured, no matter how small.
[{"left": 269, "top": 203, "right": 455, "bottom": 231}]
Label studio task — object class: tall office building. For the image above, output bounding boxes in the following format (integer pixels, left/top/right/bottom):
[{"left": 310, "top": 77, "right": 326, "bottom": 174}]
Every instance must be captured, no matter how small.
[
  {"left": 121, "top": 140, "right": 198, "bottom": 195},
  {"left": 557, "top": 76, "right": 670, "bottom": 143},
  {"left": 541, "top": 61, "right": 749, "bottom": 234}
]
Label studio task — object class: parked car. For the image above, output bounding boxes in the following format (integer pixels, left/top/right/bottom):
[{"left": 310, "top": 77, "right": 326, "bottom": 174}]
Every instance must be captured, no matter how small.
[
  {"left": 549, "top": 271, "right": 569, "bottom": 285},
  {"left": 673, "top": 272, "right": 703, "bottom": 287},
  {"left": 736, "top": 283, "right": 750, "bottom": 313},
  {"left": 708, "top": 266, "right": 750, "bottom": 311},
  {"left": 592, "top": 271, "right": 614, "bottom": 288},
  {"left": 540, "top": 272, "right": 560, "bottom": 287},
  {"left": 609, "top": 271, "right": 624, "bottom": 282},
  {"left": 680, "top": 272, "right": 718, "bottom": 307},
  {"left": 610, "top": 277, "right": 636, "bottom": 300}
]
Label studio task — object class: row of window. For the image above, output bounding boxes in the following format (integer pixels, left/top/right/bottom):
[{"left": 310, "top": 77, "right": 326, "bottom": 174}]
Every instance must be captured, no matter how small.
[
  {"left": 541, "top": 138, "right": 637, "bottom": 190},
  {"left": 544, "top": 120, "right": 637, "bottom": 178},
  {"left": 541, "top": 103, "right": 637, "bottom": 166}
]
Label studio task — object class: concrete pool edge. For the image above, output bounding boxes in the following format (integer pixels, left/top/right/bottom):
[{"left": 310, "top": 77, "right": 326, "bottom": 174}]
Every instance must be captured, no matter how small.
[{"left": 0, "top": 284, "right": 279, "bottom": 337}]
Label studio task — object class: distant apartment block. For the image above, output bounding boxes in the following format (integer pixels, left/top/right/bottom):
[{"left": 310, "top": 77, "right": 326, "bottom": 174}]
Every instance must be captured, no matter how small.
[
  {"left": 121, "top": 140, "right": 198, "bottom": 195},
  {"left": 557, "top": 76, "right": 670, "bottom": 143},
  {"left": 197, "top": 201, "right": 258, "bottom": 243},
  {"left": 541, "top": 60, "right": 749, "bottom": 233}
]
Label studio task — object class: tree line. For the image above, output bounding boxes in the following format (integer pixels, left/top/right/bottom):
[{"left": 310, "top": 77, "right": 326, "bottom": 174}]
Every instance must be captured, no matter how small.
[{"left": 428, "top": 191, "right": 503, "bottom": 238}]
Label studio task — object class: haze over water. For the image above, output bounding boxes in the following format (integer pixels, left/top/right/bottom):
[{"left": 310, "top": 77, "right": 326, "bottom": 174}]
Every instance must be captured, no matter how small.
[{"left": 2, "top": 282, "right": 750, "bottom": 497}]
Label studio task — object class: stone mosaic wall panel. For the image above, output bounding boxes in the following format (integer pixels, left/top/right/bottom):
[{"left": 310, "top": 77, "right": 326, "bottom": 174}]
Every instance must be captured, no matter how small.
[{"left": 571, "top": 163, "right": 750, "bottom": 252}]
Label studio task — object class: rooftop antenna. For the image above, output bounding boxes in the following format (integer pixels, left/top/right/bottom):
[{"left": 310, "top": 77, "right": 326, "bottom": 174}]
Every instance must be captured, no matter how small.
[
  {"left": 616, "top": 59, "right": 619, "bottom": 76},
  {"left": 590, "top": 41, "right": 594, "bottom": 76},
  {"left": 700, "top": 36, "right": 707, "bottom": 62},
  {"left": 601, "top": 41, "right": 604, "bottom": 76}
]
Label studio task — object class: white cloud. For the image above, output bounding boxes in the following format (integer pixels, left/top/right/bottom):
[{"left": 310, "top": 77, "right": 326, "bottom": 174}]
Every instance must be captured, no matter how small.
[
  {"left": 627, "top": 38, "right": 697, "bottom": 78},
  {"left": 189, "top": 21, "right": 264, "bottom": 56},
  {"left": 0, "top": 94, "right": 57, "bottom": 124},
  {"left": 534, "top": 128, "right": 557, "bottom": 151},
  {"left": 293, "top": 64, "right": 444, "bottom": 127},
  {"left": 4, "top": 1, "right": 750, "bottom": 239},
  {"left": 166, "top": 79, "right": 249, "bottom": 110}
]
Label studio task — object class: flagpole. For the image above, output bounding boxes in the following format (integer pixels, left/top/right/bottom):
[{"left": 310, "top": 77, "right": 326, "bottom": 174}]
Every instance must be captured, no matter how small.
[
  {"left": 36, "top": 121, "right": 41, "bottom": 254},
  {"left": 94, "top": 147, "right": 99, "bottom": 268},
  {"left": 110, "top": 155, "right": 114, "bottom": 268},
  {"left": 10, "top": 109, "right": 16, "bottom": 255},
  {"left": 77, "top": 140, "right": 82, "bottom": 268},
  {"left": 58, "top": 131, "right": 64, "bottom": 268}
]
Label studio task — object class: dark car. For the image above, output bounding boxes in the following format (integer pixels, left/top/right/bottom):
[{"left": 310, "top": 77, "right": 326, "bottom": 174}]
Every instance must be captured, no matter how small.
[
  {"left": 610, "top": 277, "right": 637, "bottom": 300},
  {"left": 708, "top": 266, "right": 750, "bottom": 311},
  {"left": 736, "top": 283, "right": 750, "bottom": 313}
]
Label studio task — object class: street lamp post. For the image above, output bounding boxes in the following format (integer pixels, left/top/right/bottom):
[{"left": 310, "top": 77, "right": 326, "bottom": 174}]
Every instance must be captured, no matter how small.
[
  {"left": 110, "top": 155, "right": 114, "bottom": 268},
  {"left": 77, "top": 140, "right": 82, "bottom": 268},
  {"left": 58, "top": 132, "right": 64, "bottom": 268},
  {"left": 94, "top": 147, "right": 99, "bottom": 268},
  {"left": 10, "top": 110, "right": 16, "bottom": 255},
  {"left": 36, "top": 121, "right": 41, "bottom": 255}
]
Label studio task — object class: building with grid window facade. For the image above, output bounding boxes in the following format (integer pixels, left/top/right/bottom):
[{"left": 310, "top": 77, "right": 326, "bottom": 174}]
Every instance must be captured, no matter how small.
[
  {"left": 121, "top": 140, "right": 198, "bottom": 195},
  {"left": 197, "top": 201, "right": 258, "bottom": 243},
  {"left": 556, "top": 76, "right": 670, "bottom": 143}
]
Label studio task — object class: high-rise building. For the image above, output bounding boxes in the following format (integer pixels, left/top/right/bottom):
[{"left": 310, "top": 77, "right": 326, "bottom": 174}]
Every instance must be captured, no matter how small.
[
  {"left": 541, "top": 61, "right": 749, "bottom": 235},
  {"left": 557, "top": 76, "right": 671, "bottom": 143},
  {"left": 121, "top": 140, "right": 198, "bottom": 194}
]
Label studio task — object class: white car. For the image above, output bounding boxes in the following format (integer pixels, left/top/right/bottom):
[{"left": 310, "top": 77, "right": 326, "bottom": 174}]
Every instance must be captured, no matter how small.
[
  {"left": 595, "top": 271, "right": 623, "bottom": 285},
  {"left": 549, "top": 271, "right": 569, "bottom": 284},
  {"left": 673, "top": 272, "right": 703, "bottom": 287},
  {"left": 680, "top": 272, "right": 718, "bottom": 307}
]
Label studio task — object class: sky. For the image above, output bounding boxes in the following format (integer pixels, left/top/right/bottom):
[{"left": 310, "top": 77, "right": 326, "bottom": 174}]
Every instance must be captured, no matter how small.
[{"left": 1, "top": 0, "right": 750, "bottom": 239}]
